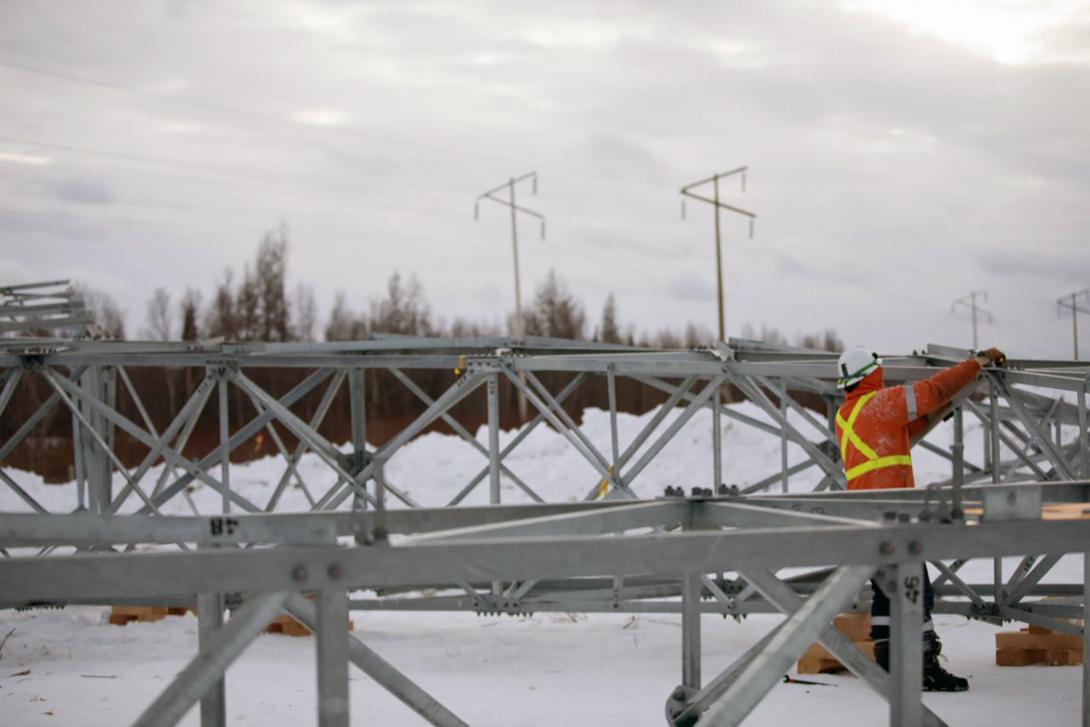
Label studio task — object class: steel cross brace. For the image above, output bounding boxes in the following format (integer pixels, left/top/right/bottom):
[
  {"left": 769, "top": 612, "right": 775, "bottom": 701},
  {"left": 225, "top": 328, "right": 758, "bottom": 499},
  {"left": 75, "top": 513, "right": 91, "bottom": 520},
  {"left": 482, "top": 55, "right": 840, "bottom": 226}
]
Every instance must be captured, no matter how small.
[{"left": 696, "top": 565, "right": 874, "bottom": 726}]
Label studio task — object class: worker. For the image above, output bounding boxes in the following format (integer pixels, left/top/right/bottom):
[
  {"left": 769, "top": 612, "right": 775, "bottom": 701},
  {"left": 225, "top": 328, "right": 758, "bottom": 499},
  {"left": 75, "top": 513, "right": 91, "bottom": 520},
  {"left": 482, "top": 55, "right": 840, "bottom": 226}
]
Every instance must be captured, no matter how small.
[{"left": 834, "top": 345, "right": 1005, "bottom": 692}]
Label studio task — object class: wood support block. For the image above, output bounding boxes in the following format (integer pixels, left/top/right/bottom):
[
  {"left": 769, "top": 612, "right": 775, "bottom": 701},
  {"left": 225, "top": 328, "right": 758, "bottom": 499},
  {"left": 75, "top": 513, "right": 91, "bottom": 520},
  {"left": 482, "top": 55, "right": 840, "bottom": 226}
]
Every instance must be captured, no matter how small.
[
  {"left": 796, "top": 613, "right": 874, "bottom": 674},
  {"left": 108, "top": 605, "right": 193, "bottom": 625},
  {"left": 264, "top": 614, "right": 355, "bottom": 638},
  {"left": 995, "top": 626, "right": 1083, "bottom": 666}
]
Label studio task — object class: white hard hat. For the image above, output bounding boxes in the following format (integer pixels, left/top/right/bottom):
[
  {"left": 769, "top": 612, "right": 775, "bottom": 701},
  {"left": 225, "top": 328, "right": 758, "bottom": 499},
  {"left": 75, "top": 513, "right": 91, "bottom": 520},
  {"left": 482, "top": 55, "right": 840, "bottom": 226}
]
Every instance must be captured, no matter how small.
[{"left": 836, "top": 346, "right": 882, "bottom": 389}]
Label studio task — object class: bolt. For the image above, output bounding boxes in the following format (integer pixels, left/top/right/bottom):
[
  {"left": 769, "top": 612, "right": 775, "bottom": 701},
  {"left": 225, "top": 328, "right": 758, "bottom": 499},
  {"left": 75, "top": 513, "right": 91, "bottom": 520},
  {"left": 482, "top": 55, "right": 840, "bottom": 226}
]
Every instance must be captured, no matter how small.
[
  {"left": 1007, "top": 491, "right": 1018, "bottom": 505},
  {"left": 327, "top": 563, "right": 344, "bottom": 580},
  {"left": 897, "top": 512, "right": 911, "bottom": 523},
  {"left": 879, "top": 542, "right": 895, "bottom": 556},
  {"left": 691, "top": 486, "right": 702, "bottom": 497},
  {"left": 908, "top": 541, "right": 923, "bottom": 556},
  {"left": 882, "top": 510, "right": 897, "bottom": 521},
  {"left": 292, "top": 565, "right": 309, "bottom": 582}
]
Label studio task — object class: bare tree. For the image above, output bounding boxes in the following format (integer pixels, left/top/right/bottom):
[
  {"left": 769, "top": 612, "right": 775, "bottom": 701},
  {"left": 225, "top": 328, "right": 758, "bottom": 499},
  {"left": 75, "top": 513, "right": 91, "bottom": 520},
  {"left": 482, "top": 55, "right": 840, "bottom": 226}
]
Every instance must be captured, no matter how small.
[
  {"left": 141, "top": 287, "right": 173, "bottom": 340},
  {"left": 180, "top": 288, "right": 201, "bottom": 341},
  {"left": 73, "top": 283, "right": 125, "bottom": 339},
  {"left": 325, "top": 290, "right": 368, "bottom": 341},
  {"left": 524, "top": 270, "right": 585, "bottom": 340},
  {"left": 293, "top": 282, "right": 317, "bottom": 342},
  {"left": 370, "top": 272, "right": 433, "bottom": 336},
  {"left": 204, "top": 270, "right": 236, "bottom": 340},
  {"left": 598, "top": 293, "right": 621, "bottom": 343},
  {"left": 255, "top": 225, "right": 290, "bottom": 341}
]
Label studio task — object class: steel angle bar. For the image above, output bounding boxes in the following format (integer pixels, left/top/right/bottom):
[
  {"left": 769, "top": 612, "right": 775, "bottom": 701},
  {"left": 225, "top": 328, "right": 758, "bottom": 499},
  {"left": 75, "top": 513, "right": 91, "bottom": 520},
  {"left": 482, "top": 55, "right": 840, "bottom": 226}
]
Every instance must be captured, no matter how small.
[
  {"left": 634, "top": 374, "right": 789, "bottom": 439},
  {"left": 0, "top": 469, "right": 48, "bottom": 513},
  {"left": 389, "top": 367, "right": 543, "bottom": 503},
  {"left": 0, "top": 383, "right": 70, "bottom": 463},
  {"left": 753, "top": 374, "right": 838, "bottom": 446},
  {"left": 697, "top": 566, "right": 874, "bottom": 726},
  {"left": 498, "top": 368, "right": 624, "bottom": 495},
  {"left": 918, "top": 440, "right": 982, "bottom": 473},
  {"left": 997, "top": 605, "right": 1084, "bottom": 636},
  {"left": 616, "top": 374, "right": 700, "bottom": 462},
  {"left": 0, "top": 511, "right": 340, "bottom": 548},
  {"left": 740, "top": 459, "right": 819, "bottom": 495},
  {"left": 315, "top": 589, "right": 350, "bottom": 727},
  {"left": 992, "top": 375, "right": 1078, "bottom": 480},
  {"left": 148, "top": 368, "right": 335, "bottom": 511},
  {"left": 42, "top": 370, "right": 171, "bottom": 518},
  {"left": 196, "top": 591, "right": 226, "bottom": 727},
  {"left": 727, "top": 372, "right": 846, "bottom": 488},
  {"left": 284, "top": 594, "right": 470, "bottom": 727},
  {"left": 521, "top": 370, "right": 618, "bottom": 489},
  {"left": 448, "top": 373, "right": 586, "bottom": 506},
  {"left": 967, "top": 400, "right": 1049, "bottom": 480},
  {"left": 133, "top": 591, "right": 291, "bottom": 727},
  {"left": 0, "top": 367, "right": 21, "bottom": 420},
  {"left": 42, "top": 367, "right": 262, "bottom": 513},
  {"left": 266, "top": 370, "right": 346, "bottom": 511},
  {"left": 404, "top": 500, "right": 689, "bottom": 544},
  {"left": 150, "top": 378, "right": 216, "bottom": 501},
  {"left": 321, "top": 372, "right": 487, "bottom": 510},
  {"left": 616, "top": 377, "right": 724, "bottom": 494},
  {"left": 1004, "top": 553, "right": 1063, "bottom": 607},
  {"left": 929, "top": 558, "right": 967, "bottom": 589},
  {"left": 238, "top": 385, "right": 319, "bottom": 508},
  {"left": 671, "top": 623, "right": 786, "bottom": 727},
  {"left": 929, "top": 560, "right": 986, "bottom": 609},
  {"left": 889, "top": 562, "right": 925, "bottom": 726},
  {"left": 228, "top": 370, "right": 385, "bottom": 508},
  {"left": 682, "top": 572, "right": 702, "bottom": 688},
  {"left": 692, "top": 501, "right": 879, "bottom": 529},
  {"left": 733, "top": 568, "right": 948, "bottom": 727}
]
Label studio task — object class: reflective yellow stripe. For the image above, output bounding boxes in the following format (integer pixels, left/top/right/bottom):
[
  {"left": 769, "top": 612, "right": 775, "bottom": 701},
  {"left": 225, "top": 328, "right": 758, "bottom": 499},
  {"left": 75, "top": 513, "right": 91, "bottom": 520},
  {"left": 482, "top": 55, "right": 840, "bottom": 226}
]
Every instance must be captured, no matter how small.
[
  {"left": 836, "top": 392, "right": 913, "bottom": 482},
  {"left": 845, "top": 455, "right": 913, "bottom": 481},
  {"left": 835, "top": 392, "right": 879, "bottom": 462}
]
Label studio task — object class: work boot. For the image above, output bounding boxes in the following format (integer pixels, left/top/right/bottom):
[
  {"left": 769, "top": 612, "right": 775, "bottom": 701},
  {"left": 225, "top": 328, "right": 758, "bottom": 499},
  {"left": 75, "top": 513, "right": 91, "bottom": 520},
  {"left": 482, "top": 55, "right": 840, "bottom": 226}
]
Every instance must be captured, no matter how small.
[
  {"left": 874, "top": 639, "right": 889, "bottom": 671},
  {"left": 873, "top": 639, "right": 969, "bottom": 692},
  {"left": 923, "top": 640, "right": 969, "bottom": 692}
]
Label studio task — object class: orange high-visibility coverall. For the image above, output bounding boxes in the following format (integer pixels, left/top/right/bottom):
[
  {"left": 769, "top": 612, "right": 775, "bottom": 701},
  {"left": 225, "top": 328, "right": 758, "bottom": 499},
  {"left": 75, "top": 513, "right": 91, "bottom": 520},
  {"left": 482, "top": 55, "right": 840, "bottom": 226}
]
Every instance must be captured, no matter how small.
[{"left": 836, "top": 359, "right": 981, "bottom": 490}]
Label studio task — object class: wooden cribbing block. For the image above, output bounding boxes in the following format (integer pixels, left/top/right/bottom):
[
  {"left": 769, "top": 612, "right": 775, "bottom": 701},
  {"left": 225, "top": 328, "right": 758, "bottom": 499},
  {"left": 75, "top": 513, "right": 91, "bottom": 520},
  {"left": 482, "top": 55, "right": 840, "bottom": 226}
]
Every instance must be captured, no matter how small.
[
  {"left": 108, "top": 605, "right": 192, "bottom": 625},
  {"left": 995, "top": 626, "right": 1083, "bottom": 667},
  {"left": 796, "top": 613, "right": 874, "bottom": 674},
  {"left": 264, "top": 614, "right": 355, "bottom": 638}
]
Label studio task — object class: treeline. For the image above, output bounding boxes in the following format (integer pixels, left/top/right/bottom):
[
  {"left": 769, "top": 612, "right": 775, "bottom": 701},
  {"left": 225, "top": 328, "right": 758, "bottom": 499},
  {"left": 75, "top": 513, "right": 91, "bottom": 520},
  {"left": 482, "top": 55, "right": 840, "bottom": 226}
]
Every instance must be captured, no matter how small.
[{"left": 4, "top": 227, "right": 843, "bottom": 482}]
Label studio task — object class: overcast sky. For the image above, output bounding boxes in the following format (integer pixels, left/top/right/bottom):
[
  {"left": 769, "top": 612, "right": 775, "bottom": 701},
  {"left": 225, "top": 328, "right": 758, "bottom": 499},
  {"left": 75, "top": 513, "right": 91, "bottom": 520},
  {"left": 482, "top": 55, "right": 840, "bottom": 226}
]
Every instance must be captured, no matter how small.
[{"left": 1, "top": 1, "right": 1087, "bottom": 357}]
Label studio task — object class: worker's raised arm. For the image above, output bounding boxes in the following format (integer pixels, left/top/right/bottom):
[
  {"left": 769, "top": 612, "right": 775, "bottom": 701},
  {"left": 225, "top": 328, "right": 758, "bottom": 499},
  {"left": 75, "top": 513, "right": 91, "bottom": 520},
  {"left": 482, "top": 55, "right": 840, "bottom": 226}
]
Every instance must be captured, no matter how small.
[{"left": 909, "top": 358, "right": 982, "bottom": 420}]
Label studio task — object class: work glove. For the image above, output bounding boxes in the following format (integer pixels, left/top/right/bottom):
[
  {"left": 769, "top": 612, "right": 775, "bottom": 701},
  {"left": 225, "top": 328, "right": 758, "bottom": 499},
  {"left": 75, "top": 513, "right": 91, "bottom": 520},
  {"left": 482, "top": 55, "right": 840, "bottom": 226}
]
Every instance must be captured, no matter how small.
[{"left": 974, "top": 347, "right": 1006, "bottom": 367}]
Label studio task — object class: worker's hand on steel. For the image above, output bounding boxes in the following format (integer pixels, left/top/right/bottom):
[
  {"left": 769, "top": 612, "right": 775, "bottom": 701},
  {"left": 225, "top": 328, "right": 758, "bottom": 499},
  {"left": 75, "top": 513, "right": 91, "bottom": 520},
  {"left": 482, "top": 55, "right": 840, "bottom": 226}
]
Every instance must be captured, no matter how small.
[{"left": 975, "top": 347, "right": 1006, "bottom": 367}]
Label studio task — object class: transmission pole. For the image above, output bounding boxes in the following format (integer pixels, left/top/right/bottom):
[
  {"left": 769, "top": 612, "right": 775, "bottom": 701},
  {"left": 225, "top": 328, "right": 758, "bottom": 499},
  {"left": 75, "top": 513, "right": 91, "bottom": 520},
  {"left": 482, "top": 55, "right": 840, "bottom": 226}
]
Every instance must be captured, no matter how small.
[
  {"left": 475, "top": 172, "right": 545, "bottom": 340},
  {"left": 475, "top": 172, "right": 545, "bottom": 423},
  {"left": 1057, "top": 289, "right": 1090, "bottom": 360},
  {"left": 680, "top": 167, "right": 756, "bottom": 342},
  {"left": 951, "top": 291, "right": 993, "bottom": 350}
]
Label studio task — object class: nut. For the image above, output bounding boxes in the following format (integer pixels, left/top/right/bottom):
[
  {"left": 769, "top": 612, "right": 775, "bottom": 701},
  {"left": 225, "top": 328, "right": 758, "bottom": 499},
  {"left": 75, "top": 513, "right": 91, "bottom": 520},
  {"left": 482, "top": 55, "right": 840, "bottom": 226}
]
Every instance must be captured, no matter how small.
[
  {"left": 327, "top": 563, "right": 344, "bottom": 580},
  {"left": 908, "top": 541, "right": 923, "bottom": 556},
  {"left": 291, "top": 565, "right": 309, "bottom": 582},
  {"left": 879, "top": 542, "right": 895, "bottom": 556}
]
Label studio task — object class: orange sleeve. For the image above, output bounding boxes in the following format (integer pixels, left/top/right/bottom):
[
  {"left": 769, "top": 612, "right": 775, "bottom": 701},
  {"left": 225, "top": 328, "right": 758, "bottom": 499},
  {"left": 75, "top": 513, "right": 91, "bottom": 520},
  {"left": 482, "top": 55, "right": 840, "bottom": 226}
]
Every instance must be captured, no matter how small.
[{"left": 911, "top": 359, "right": 981, "bottom": 419}]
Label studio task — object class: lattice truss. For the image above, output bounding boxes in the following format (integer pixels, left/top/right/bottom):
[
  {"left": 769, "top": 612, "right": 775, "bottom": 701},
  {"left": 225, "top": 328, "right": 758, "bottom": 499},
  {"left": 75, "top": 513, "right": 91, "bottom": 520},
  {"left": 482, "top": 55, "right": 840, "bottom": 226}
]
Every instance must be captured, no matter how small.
[{"left": 2, "top": 308, "right": 1090, "bottom": 725}]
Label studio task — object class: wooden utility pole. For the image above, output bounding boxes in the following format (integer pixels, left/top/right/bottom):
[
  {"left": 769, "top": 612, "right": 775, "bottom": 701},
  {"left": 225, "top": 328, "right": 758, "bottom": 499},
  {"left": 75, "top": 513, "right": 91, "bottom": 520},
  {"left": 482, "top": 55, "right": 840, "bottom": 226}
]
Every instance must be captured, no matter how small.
[
  {"left": 475, "top": 172, "right": 545, "bottom": 421},
  {"left": 681, "top": 167, "right": 755, "bottom": 342},
  {"left": 951, "top": 291, "right": 993, "bottom": 350},
  {"left": 1058, "top": 289, "right": 1090, "bottom": 360}
]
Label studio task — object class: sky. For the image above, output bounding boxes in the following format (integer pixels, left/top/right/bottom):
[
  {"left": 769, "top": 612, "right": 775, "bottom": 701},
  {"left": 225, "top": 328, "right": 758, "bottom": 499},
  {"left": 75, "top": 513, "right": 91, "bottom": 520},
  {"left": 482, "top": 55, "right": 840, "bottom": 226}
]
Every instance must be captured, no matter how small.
[{"left": 0, "top": 0, "right": 1088, "bottom": 357}]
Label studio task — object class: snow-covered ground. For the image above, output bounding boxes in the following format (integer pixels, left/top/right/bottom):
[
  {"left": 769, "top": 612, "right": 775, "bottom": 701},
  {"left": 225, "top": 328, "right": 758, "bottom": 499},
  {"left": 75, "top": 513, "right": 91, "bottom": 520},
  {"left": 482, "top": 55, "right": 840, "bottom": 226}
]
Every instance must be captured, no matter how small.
[{"left": 1, "top": 401, "right": 1085, "bottom": 725}]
